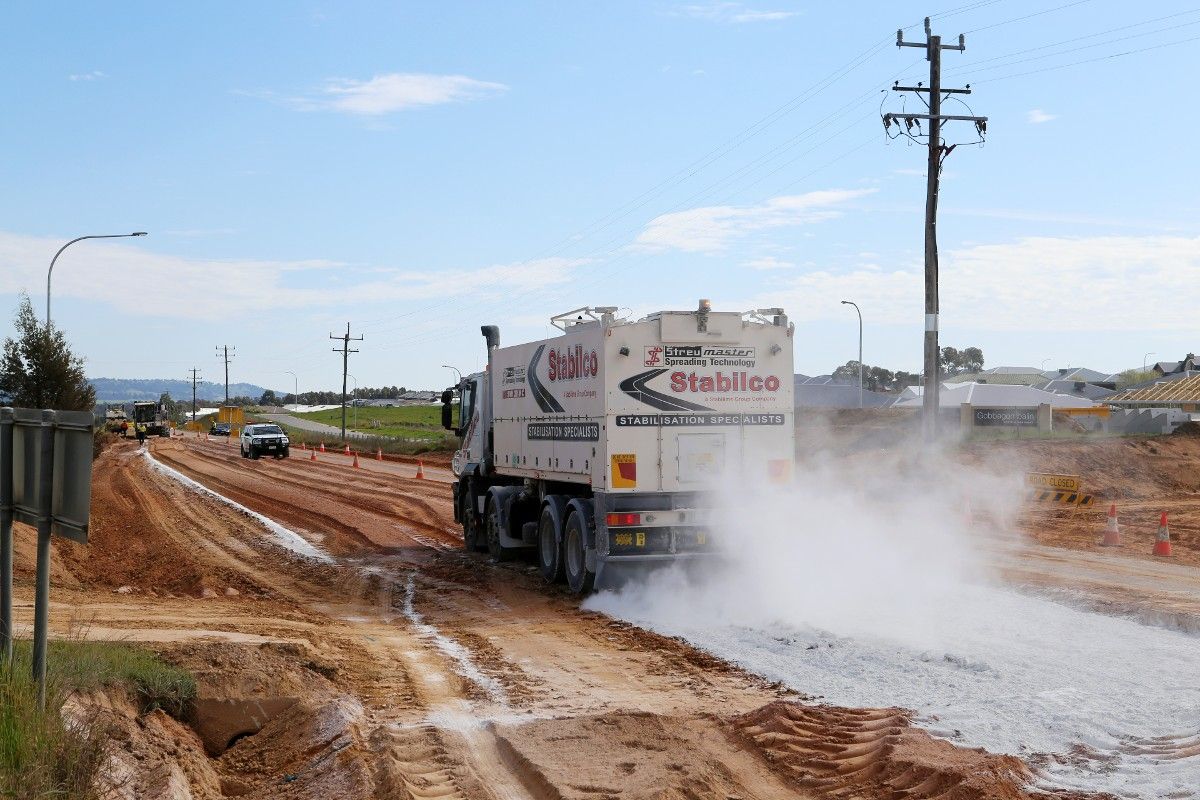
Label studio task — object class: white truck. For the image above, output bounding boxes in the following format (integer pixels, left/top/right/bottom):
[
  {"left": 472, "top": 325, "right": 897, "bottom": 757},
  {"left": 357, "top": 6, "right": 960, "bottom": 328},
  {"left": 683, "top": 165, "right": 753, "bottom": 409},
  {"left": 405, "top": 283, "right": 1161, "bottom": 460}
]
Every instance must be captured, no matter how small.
[{"left": 441, "top": 301, "right": 795, "bottom": 593}]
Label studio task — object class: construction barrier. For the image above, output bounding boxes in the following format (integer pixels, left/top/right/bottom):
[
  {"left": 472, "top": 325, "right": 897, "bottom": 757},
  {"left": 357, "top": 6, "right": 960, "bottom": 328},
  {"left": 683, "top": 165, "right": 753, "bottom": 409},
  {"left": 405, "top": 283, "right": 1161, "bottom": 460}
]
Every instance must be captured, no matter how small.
[{"left": 1028, "top": 489, "right": 1094, "bottom": 506}]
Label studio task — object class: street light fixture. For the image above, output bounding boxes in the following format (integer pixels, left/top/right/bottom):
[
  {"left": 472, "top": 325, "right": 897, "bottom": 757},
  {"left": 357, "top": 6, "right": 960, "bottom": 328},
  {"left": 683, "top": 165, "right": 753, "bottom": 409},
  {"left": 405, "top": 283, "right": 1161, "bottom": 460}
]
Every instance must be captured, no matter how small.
[
  {"left": 46, "top": 232, "right": 147, "bottom": 326},
  {"left": 1144, "top": 352, "right": 1156, "bottom": 373},
  {"left": 441, "top": 364, "right": 462, "bottom": 385},
  {"left": 840, "top": 300, "right": 863, "bottom": 409}
]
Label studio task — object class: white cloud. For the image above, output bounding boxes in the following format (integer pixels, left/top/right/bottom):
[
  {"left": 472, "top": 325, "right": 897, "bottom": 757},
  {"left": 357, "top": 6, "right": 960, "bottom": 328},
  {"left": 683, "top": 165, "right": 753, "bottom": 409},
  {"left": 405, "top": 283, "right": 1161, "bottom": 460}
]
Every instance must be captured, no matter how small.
[
  {"left": 675, "top": 2, "right": 798, "bottom": 23},
  {"left": 742, "top": 256, "right": 795, "bottom": 270},
  {"left": 1027, "top": 109, "right": 1056, "bottom": 124},
  {"left": 740, "top": 235, "right": 1200, "bottom": 332},
  {"left": 68, "top": 71, "right": 107, "bottom": 81},
  {"left": 0, "top": 231, "right": 583, "bottom": 321},
  {"left": 289, "top": 73, "right": 507, "bottom": 115},
  {"left": 636, "top": 189, "right": 875, "bottom": 253}
]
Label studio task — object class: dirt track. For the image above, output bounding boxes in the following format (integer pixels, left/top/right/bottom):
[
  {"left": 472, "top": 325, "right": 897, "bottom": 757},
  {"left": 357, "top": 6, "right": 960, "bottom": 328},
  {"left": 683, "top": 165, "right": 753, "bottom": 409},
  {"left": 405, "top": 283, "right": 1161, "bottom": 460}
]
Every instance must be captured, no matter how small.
[{"left": 10, "top": 435, "right": 1184, "bottom": 798}]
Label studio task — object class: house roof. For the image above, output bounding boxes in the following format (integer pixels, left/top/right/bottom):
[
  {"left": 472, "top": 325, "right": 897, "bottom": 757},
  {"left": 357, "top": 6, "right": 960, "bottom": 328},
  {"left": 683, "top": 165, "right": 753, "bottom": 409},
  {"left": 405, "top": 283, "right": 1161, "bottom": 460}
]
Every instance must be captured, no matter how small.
[
  {"left": 794, "top": 383, "right": 894, "bottom": 408},
  {"left": 895, "top": 382, "right": 1097, "bottom": 409},
  {"left": 1106, "top": 372, "right": 1200, "bottom": 405},
  {"left": 1038, "top": 380, "right": 1117, "bottom": 402},
  {"left": 982, "top": 366, "right": 1045, "bottom": 375},
  {"left": 1041, "top": 367, "right": 1117, "bottom": 384},
  {"left": 955, "top": 371, "right": 1047, "bottom": 386}
]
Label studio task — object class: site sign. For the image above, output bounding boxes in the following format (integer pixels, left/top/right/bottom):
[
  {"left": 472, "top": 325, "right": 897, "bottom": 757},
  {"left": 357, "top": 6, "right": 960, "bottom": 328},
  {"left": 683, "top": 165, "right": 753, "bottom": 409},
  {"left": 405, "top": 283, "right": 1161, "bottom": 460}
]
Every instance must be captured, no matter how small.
[{"left": 1026, "top": 472, "right": 1082, "bottom": 492}]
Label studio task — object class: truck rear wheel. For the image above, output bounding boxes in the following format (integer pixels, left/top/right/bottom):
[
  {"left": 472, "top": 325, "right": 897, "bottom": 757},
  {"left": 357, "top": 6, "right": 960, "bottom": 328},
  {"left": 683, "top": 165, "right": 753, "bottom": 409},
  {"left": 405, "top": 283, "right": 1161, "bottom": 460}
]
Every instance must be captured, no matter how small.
[
  {"left": 563, "top": 510, "right": 595, "bottom": 595},
  {"left": 538, "top": 503, "right": 564, "bottom": 584},
  {"left": 486, "top": 502, "right": 518, "bottom": 562},
  {"left": 461, "top": 494, "right": 481, "bottom": 551}
]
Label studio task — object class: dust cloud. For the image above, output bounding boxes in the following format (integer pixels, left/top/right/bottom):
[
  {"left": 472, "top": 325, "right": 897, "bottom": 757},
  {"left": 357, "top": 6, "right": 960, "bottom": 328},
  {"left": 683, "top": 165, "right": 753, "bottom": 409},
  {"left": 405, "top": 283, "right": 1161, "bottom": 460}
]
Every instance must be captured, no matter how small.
[{"left": 586, "top": 438, "right": 1028, "bottom": 652}]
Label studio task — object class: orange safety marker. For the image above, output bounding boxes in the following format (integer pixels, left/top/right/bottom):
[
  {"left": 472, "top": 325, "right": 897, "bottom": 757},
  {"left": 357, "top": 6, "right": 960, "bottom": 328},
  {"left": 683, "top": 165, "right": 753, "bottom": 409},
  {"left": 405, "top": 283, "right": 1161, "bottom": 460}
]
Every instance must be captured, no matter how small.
[
  {"left": 415, "top": 460, "right": 425, "bottom": 480},
  {"left": 319, "top": 442, "right": 326, "bottom": 452},
  {"left": 1100, "top": 503, "right": 1121, "bottom": 547},
  {"left": 343, "top": 443, "right": 351, "bottom": 456},
  {"left": 352, "top": 451, "right": 360, "bottom": 469},
  {"left": 310, "top": 449, "right": 317, "bottom": 462},
  {"left": 1153, "top": 512, "right": 1172, "bottom": 557},
  {"left": 376, "top": 447, "right": 383, "bottom": 461}
]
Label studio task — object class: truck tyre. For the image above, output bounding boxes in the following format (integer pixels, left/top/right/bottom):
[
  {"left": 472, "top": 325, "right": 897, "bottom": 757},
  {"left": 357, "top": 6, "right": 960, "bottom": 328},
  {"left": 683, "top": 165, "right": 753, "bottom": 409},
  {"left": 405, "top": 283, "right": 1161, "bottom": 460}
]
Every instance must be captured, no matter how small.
[
  {"left": 563, "top": 510, "right": 595, "bottom": 595},
  {"left": 461, "top": 493, "right": 482, "bottom": 551},
  {"left": 240, "top": 444, "right": 248, "bottom": 459},
  {"left": 485, "top": 502, "right": 518, "bottom": 562},
  {"left": 250, "top": 446, "right": 260, "bottom": 460},
  {"left": 538, "top": 503, "right": 564, "bottom": 584}
]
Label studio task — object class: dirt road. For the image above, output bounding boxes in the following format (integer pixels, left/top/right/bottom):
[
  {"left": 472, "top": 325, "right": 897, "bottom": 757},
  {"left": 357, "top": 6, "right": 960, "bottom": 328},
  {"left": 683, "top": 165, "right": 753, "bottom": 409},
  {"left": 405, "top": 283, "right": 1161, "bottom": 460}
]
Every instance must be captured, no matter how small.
[{"left": 6, "top": 436, "right": 1119, "bottom": 799}]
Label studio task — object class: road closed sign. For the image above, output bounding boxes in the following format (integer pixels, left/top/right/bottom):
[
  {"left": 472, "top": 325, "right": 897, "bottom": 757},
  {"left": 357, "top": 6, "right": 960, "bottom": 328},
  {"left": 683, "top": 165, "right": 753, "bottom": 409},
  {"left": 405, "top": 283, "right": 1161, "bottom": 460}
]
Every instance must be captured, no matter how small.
[
  {"left": 973, "top": 407, "right": 1037, "bottom": 427},
  {"left": 1027, "top": 472, "right": 1081, "bottom": 492}
]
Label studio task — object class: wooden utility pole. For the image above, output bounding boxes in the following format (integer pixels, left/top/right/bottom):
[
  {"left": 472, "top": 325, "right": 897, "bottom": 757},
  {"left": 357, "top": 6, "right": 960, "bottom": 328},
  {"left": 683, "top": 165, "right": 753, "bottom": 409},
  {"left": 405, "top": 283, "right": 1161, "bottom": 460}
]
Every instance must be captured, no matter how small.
[
  {"left": 215, "top": 345, "right": 236, "bottom": 406},
  {"left": 330, "top": 323, "right": 362, "bottom": 442},
  {"left": 188, "top": 368, "right": 202, "bottom": 424},
  {"left": 884, "top": 18, "right": 986, "bottom": 442}
]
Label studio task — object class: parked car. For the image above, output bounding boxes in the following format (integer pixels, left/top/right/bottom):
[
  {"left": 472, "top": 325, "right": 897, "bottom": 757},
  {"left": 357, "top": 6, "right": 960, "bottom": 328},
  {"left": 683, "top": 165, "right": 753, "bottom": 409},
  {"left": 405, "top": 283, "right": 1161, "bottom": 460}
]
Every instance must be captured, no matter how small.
[
  {"left": 209, "top": 422, "right": 232, "bottom": 436},
  {"left": 240, "top": 424, "right": 289, "bottom": 460}
]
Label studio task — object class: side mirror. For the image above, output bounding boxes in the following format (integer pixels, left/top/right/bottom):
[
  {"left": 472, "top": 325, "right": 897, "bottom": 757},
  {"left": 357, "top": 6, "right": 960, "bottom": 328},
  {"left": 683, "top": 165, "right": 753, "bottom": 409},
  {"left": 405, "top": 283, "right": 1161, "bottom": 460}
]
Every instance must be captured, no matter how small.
[{"left": 441, "top": 390, "right": 455, "bottom": 431}]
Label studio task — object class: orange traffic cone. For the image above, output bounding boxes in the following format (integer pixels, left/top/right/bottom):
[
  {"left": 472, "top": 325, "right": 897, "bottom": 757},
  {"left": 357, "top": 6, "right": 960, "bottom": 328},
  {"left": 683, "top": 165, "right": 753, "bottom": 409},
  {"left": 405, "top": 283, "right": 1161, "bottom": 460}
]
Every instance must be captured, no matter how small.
[
  {"left": 1153, "top": 512, "right": 1172, "bottom": 557},
  {"left": 319, "top": 442, "right": 326, "bottom": 452},
  {"left": 343, "top": 443, "right": 351, "bottom": 456},
  {"left": 310, "top": 449, "right": 317, "bottom": 462},
  {"left": 375, "top": 447, "right": 382, "bottom": 461},
  {"left": 1101, "top": 503, "right": 1121, "bottom": 547},
  {"left": 352, "top": 451, "right": 360, "bottom": 469},
  {"left": 415, "top": 460, "right": 425, "bottom": 480}
]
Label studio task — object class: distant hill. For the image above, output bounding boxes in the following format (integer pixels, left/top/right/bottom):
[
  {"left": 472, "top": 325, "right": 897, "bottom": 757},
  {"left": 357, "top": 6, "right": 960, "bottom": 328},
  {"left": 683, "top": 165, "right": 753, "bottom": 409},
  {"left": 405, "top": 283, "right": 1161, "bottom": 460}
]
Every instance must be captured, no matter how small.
[{"left": 90, "top": 378, "right": 278, "bottom": 403}]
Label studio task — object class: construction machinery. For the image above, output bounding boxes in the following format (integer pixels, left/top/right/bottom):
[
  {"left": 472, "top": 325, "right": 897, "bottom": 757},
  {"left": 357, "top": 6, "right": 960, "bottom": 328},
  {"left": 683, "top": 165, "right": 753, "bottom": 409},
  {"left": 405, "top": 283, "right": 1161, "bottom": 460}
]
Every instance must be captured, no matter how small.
[
  {"left": 131, "top": 401, "right": 171, "bottom": 437},
  {"left": 442, "top": 301, "right": 795, "bottom": 593}
]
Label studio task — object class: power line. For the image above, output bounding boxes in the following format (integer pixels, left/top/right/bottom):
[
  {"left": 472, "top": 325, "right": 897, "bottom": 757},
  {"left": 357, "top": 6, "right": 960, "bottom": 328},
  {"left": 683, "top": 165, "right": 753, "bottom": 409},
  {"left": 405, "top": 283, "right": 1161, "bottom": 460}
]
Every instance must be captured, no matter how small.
[
  {"left": 187, "top": 368, "right": 202, "bottom": 423},
  {"left": 962, "top": 0, "right": 1094, "bottom": 34},
  {"left": 214, "top": 345, "right": 235, "bottom": 406},
  {"left": 330, "top": 323, "right": 362, "bottom": 441}
]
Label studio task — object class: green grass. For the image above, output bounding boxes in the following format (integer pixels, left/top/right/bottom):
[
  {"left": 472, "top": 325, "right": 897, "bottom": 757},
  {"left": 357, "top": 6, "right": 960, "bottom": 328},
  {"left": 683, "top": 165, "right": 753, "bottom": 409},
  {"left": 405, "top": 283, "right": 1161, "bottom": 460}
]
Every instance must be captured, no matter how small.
[
  {"left": 0, "top": 640, "right": 196, "bottom": 799},
  {"left": 292, "top": 404, "right": 458, "bottom": 446}
]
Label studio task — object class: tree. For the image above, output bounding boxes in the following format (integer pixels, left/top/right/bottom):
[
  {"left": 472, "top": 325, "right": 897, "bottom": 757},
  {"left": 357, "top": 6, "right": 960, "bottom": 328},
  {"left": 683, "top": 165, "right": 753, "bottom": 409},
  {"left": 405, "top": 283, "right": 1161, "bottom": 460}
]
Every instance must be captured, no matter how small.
[
  {"left": 259, "top": 389, "right": 279, "bottom": 406},
  {"left": 158, "top": 392, "right": 180, "bottom": 424},
  {"left": 866, "top": 365, "right": 894, "bottom": 392},
  {"left": 1116, "top": 369, "right": 1155, "bottom": 389},
  {"left": 831, "top": 361, "right": 862, "bottom": 383},
  {"left": 939, "top": 345, "right": 985, "bottom": 377},
  {"left": 0, "top": 295, "right": 96, "bottom": 411}
]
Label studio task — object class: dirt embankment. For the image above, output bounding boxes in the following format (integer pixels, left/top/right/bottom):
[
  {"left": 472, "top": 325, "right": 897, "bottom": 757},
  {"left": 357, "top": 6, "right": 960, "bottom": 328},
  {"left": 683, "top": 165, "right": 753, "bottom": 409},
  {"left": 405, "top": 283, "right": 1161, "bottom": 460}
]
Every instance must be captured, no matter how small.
[
  {"left": 7, "top": 437, "right": 1114, "bottom": 800},
  {"left": 962, "top": 432, "right": 1200, "bottom": 567}
]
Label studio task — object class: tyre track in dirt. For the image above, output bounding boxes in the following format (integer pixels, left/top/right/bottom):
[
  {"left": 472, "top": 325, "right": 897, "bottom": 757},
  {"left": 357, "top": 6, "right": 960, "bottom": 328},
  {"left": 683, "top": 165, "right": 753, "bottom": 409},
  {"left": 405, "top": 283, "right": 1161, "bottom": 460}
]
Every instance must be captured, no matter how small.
[{"left": 156, "top": 439, "right": 458, "bottom": 551}]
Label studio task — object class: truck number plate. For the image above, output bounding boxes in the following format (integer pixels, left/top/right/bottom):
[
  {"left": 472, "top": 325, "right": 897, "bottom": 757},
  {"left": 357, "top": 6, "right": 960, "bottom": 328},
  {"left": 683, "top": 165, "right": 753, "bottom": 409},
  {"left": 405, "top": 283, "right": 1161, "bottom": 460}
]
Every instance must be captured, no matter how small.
[{"left": 614, "top": 532, "right": 646, "bottom": 547}]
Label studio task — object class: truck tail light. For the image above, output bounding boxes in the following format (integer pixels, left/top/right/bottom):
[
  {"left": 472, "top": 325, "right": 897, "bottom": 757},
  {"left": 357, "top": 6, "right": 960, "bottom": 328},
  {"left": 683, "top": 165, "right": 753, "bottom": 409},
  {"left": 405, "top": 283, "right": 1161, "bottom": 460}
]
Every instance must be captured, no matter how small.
[{"left": 606, "top": 513, "right": 641, "bottom": 527}]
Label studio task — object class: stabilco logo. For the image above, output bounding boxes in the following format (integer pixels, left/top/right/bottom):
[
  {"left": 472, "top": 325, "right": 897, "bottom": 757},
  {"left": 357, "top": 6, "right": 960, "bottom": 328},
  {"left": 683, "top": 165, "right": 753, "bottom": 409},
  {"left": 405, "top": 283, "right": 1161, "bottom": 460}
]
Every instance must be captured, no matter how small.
[
  {"left": 644, "top": 346, "right": 663, "bottom": 366},
  {"left": 548, "top": 344, "right": 599, "bottom": 382}
]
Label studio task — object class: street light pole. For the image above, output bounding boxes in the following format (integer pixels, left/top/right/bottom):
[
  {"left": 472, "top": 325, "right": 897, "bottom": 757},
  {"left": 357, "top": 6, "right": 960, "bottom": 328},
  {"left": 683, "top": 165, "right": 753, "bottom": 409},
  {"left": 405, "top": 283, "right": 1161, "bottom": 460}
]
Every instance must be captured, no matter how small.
[
  {"left": 348, "top": 373, "right": 358, "bottom": 430},
  {"left": 441, "top": 364, "right": 463, "bottom": 385},
  {"left": 285, "top": 370, "right": 298, "bottom": 405},
  {"left": 46, "top": 232, "right": 147, "bottom": 326},
  {"left": 1144, "top": 352, "right": 1155, "bottom": 373},
  {"left": 840, "top": 300, "right": 863, "bottom": 409}
]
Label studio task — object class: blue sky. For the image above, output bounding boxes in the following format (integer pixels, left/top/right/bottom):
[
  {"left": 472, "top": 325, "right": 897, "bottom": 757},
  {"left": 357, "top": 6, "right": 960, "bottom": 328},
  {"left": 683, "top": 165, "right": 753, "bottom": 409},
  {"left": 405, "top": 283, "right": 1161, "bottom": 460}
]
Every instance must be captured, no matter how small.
[{"left": 2, "top": 0, "right": 1198, "bottom": 393}]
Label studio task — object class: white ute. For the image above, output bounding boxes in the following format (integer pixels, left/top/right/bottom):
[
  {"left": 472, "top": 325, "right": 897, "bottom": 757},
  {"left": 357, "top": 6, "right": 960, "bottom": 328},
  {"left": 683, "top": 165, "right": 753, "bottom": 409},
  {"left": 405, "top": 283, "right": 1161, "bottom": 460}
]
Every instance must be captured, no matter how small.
[
  {"left": 240, "top": 423, "right": 290, "bottom": 460},
  {"left": 441, "top": 301, "right": 795, "bottom": 593}
]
